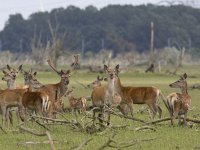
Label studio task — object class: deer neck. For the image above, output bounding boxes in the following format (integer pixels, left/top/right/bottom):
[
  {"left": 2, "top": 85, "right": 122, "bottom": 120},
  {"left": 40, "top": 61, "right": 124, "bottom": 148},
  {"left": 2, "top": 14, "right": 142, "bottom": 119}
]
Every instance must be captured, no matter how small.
[
  {"left": 57, "top": 81, "right": 68, "bottom": 97},
  {"left": 107, "top": 77, "right": 122, "bottom": 97},
  {"left": 7, "top": 80, "right": 16, "bottom": 89},
  {"left": 181, "top": 82, "right": 188, "bottom": 95}
]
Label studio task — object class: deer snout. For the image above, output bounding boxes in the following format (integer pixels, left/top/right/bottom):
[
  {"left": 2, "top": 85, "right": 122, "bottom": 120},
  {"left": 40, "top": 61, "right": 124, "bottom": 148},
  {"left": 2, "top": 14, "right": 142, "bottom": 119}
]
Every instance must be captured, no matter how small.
[
  {"left": 169, "top": 84, "right": 172, "bottom": 87},
  {"left": 2, "top": 77, "right": 5, "bottom": 81},
  {"left": 110, "top": 73, "right": 114, "bottom": 79}
]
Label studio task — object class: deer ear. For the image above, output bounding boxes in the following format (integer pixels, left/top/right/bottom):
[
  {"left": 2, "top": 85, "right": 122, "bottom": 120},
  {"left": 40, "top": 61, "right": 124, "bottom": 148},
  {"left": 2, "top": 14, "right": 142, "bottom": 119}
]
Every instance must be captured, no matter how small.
[
  {"left": 116, "top": 64, "right": 119, "bottom": 70},
  {"left": 104, "top": 77, "right": 108, "bottom": 81},
  {"left": 33, "top": 72, "right": 37, "bottom": 76},
  {"left": 2, "top": 70, "right": 7, "bottom": 74},
  {"left": 183, "top": 73, "right": 187, "bottom": 79},
  {"left": 18, "top": 65, "right": 23, "bottom": 72},
  {"left": 97, "top": 75, "right": 100, "bottom": 80},
  {"left": 7, "top": 64, "right": 11, "bottom": 71},
  {"left": 104, "top": 65, "right": 108, "bottom": 72},
  {"left": 66, "top": 70, "right": 71, "bottom": 75}
]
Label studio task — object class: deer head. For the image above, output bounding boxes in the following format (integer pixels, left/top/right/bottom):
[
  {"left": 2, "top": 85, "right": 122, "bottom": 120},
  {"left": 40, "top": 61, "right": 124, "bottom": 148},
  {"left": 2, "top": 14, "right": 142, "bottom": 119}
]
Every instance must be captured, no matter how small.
[
  {"left": 47, "top": 59, "right": 71, "bottom": 85},
  {"left": 2, "top": 64, "right": 22, "bottom": 80},
  {"left": 87, "top": 75, "right": 103, "bottom": 88},
  {"left": 169, "top": 73, "right": 188, "bottom": 89},
  {"left": 21, "top": 68, "right": 43, "bottom": 89},
  {"left": 104, "top": 64, "right": 119, "bottom": 80},
  {"left": 2, "top": 70, "right": 15, "bottom": 81}
]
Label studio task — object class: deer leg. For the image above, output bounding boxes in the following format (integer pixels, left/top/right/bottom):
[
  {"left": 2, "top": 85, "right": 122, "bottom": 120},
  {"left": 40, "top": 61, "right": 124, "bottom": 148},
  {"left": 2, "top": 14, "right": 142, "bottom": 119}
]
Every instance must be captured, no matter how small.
[
  {"left": 157, "top": 105, "right": 162, "bottom": 119},
  {"left": 8, "top": 109, "right": 13, "bottom": 126},
  {"left": 147, "top": 103, "right": 156, "bottom": 119},
  {"left": 1, "top": 106, "right": 7, "bottom": 128},
  {"left": 183, "top": 112, "right": 188, "bottom": 126}
]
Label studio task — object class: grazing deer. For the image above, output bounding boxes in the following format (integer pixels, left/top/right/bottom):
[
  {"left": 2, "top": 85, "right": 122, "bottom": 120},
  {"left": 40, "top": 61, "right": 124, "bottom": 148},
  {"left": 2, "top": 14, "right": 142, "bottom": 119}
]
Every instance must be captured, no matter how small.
[
  {"left": 164, "top": 73, "right": 191, "bottom": 126},
  {"left": 91, "top": 65, "right": 122, "bottom": 126},
  {"left": 87, "top": 75, "right": 104, "bottom": 89},
  {"left": 65, "top": 90, "right": 87, "bottom": 114}
]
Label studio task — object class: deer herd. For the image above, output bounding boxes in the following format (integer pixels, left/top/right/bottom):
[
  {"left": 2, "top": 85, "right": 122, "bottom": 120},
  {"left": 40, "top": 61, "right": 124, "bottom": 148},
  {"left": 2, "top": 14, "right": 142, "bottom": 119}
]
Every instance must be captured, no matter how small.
[{"left": 0, "top": 60, "right": 192, "bottom": 128}]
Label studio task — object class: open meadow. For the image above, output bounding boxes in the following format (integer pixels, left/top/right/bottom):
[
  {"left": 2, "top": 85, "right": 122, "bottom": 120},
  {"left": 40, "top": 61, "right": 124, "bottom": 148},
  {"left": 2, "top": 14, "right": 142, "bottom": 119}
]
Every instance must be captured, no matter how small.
[{"left": 0, "top": 65, "right": 200, "bottom": 150}]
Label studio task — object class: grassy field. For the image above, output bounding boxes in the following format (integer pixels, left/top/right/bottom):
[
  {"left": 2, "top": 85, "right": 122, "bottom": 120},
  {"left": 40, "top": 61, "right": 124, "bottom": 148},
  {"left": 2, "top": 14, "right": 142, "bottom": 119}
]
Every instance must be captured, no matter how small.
[{"left": 0, "top": 65, "right": 200, "bottom": 150}]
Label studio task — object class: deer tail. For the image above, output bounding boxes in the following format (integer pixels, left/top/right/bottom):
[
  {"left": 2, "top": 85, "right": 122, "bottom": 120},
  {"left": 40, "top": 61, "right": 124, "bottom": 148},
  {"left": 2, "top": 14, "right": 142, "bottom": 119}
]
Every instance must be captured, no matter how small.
[{"left": 42, "top": 95, "right": 50, "bottom": 113}]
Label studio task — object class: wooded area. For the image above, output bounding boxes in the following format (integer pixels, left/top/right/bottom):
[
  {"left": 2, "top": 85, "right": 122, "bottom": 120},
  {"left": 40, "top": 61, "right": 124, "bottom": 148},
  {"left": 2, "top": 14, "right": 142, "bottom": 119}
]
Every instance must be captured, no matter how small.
[{"left": 0, "top": 4, "right": 200, "bottom": 57}]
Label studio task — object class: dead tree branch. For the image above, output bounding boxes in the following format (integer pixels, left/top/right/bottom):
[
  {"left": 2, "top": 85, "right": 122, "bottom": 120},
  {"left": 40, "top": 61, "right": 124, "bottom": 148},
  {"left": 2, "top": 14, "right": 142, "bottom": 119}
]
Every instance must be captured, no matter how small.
[
  {"left": 46, "top": 131, "right": 56, "bottom": 150},
  {"left": 75, "top": 138, "right": 93, "bottom": 150}
]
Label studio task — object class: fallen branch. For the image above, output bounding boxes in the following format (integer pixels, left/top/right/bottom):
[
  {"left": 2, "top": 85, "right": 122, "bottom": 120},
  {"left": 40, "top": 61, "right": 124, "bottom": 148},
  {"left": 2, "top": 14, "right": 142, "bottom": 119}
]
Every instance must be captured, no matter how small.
[
  {"left": 135, "top": 125, "right": 156, "bottom": 131},
  {"left": 75, "top": 138, "right": 93, "bottom": 150},
  {"left": 145, "top": 117, "right": 200, "bottom": 125},
  {"left": 145, "top": 117, "right": 171, "bottom": 125},
  {"left": 98, "top": 134, "right": 117, "bottom": 150},
  {"left": 46, "top": 131, "right": 55, "bottom": 150},
  {"left": 31, "top": 117, "right": 50, "bottom": 131},
  {"left": 108, "top": 109, "right": 146, "bottom": 123},
  {"left": 19, "top": 125, "right": 46, "bottom": 136},
  {"left": 0, "top": 125, "right": 7, "bottom": 134}
]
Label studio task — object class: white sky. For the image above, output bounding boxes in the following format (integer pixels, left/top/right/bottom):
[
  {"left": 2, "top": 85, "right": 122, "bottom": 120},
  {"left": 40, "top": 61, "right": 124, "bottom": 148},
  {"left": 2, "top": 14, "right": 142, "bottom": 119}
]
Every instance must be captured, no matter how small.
[{"left": 0, "top": 0, "right": 162, "bottom": 31}]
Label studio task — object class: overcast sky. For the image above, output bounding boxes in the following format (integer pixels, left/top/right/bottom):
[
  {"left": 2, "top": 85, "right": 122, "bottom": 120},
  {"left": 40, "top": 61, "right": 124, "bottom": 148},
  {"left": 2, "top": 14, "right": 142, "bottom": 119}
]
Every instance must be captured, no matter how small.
[{"left": 0, "top": 0, "right": 162, "bottom": 31}]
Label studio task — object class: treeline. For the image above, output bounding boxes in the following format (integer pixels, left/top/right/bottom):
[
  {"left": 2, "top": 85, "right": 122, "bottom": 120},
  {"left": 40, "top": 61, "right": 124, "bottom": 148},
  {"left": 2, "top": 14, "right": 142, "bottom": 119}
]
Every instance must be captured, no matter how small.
[{"left": 1, "top": 4, "right": 200, "bottom": 54}]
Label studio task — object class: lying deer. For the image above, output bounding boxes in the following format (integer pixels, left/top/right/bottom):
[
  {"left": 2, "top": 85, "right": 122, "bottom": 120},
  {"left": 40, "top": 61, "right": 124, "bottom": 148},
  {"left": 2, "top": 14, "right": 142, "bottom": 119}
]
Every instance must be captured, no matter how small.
[
  {"left": 66, "top": 90, "right": 87, "bottom": 114},
  {"left": 164, "top": 73, "right": 191, "bottom": 126},
  {"left": 92, "top": 65, "right": 122, "bottom": 126}
]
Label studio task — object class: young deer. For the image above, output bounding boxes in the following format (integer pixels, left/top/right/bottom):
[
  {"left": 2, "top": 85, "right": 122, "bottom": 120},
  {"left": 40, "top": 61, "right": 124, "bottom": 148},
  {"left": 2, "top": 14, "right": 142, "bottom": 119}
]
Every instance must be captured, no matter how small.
[
  {"left": 164, "top": 73, "right": 191, "bottom": 126},
  {"left": 87, "top": 75, "right": 103, "bottom": 89},
  {"left": 65, "top": 90, "right": 87, "bottom": 114},
  {"left": 91, "top": 65, "right": 122, "bottom": 126}
]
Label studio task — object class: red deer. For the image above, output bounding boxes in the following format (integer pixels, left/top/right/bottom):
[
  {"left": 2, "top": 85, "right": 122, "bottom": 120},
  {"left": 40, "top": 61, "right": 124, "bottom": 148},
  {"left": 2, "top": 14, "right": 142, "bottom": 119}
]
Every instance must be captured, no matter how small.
[
  {"left": 87, "top": 75, "right": 104, "bottom": 89},
  {"left": 0, "top": 69, "right": 44, "bottom": 127},
  {"left": 92, "top": 64, "right": 163, "bottom": 126},
  {"left": 2, "top": 65, "right": 23, "bottom": 89},
  {"left": 65, "top": 90, "right": 87, "bottom": 114},
  {"left": 164, "top": 73, "right": 191, "bottom": 125},
  {"left": 91, "top": 65, "right": 122, "bottom": 126},
  {"left": 118, "top": 84, "right": 163, "bottom": 119},
  {"left": 35, "top": 59, "right": 70, "bottom": 118}
]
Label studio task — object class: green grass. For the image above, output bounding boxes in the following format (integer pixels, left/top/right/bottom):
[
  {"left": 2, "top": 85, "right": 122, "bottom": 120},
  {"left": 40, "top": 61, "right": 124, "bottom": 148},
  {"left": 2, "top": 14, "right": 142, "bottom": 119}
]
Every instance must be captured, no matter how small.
[{"left": 1, "top": 65, "right": 200, "bottom": 150}]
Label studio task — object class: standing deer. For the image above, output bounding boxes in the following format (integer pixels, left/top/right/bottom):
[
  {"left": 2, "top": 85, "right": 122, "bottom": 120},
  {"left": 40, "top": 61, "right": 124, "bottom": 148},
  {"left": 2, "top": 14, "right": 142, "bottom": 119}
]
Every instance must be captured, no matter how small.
[
  {"left": 1, "top": 65, "right": 23, "bottom": 126},
  {"left": 91, "top": 65, "right": 122, "bottom": 126},
  {"left": 36, "top": 59, "right": 70, "bottom": 117},
  {"left": 92, "top": 66, "right": 164, "bottom": 118},
  {"left": 164, "top": 73, "right": 191, "bottom": 125},
  {"left": 118, "top": 84, "right": 163, "bottom": 119}
]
